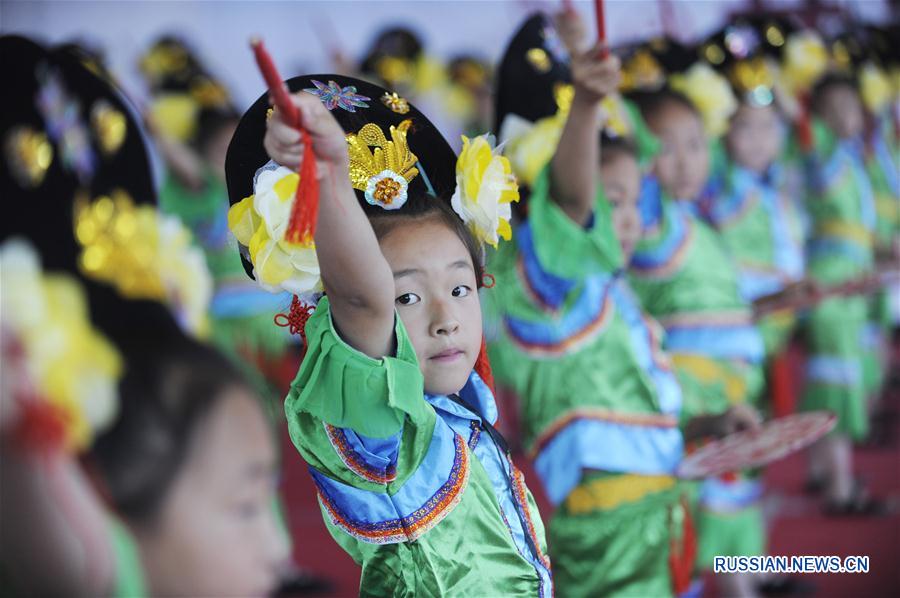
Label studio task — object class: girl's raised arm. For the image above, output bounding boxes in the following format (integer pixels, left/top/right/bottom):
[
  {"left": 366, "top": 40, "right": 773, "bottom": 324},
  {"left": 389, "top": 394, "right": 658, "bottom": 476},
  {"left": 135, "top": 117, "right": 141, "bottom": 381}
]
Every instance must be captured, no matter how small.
[
  {"left": 265, "top": 93, "right": 395, "bottom": 358},
  {"left": 550, "top": 46, "right": 620, "bottom": 225}
]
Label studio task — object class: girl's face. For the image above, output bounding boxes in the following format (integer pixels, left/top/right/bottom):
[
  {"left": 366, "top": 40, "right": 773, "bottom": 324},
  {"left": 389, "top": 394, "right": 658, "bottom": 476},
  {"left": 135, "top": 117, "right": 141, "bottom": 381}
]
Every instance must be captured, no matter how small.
[
  {"left": 138, "top": 387, "right": 289, "bottom": 598},
  {"left": 817, "top": 84, "right": 864, "bottom": 140},
  {"left": 725, "top": 103, "right": 784, "bottom": 174},
  {"left": 647, "top": 101, "right": 710, "bottom": 201},
  {"left": 600, "top": 151, "right": 642, "bottom": 262},
  {"left": 378, "top": 218, "right": 482, "bottom": 396}
]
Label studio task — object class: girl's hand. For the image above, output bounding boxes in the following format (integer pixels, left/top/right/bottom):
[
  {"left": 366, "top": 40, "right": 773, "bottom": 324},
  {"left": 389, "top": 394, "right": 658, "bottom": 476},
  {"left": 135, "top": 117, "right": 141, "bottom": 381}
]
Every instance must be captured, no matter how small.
[
  {"left": 264, "top": 91, "right": 349, "bottom": 172},
  {"left": 554, "top": 8, "right": 588, "bottom": 54},
  {"left": 713, "top": 403, "right": 763, "bottom": 438},
  {"left": 684, "top": 404, "right": 762, "bottom": 443},
  {"left": 570, "top": 45, "right": 621, "bottom": 107}
]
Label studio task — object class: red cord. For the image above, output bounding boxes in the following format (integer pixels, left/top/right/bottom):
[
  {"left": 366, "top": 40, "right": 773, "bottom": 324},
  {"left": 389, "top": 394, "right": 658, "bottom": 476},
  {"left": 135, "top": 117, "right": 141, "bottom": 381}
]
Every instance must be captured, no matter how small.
[
  {"left": 274, "top": 295, "right": 316, "bottom": 360},
  {"left": 251, "top": 38, "right": 319, "bottom": 246}
]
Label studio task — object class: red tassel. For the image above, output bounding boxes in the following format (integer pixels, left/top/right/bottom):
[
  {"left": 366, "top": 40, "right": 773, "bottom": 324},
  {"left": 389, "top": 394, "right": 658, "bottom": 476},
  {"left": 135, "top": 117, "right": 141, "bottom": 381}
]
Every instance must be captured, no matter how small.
[
  {"left": 474, "top": 336, "right": 496, "bottom": 395},
  {"left": 285, "top": 128, "right": 320, "bottom": 245},
  {"left": 669, "top": 496, "right": 697, "bottom": 595},
  {"left": 14, "top": 400, "right": 69, "bottom": 452},
  {"left": 251, "top": 38, "right": 319, "bottom": 246}
]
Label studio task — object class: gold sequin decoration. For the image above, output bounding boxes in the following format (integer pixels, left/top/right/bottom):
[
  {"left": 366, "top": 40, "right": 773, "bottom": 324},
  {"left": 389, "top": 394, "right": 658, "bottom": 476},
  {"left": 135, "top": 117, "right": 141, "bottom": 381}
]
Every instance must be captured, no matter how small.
[
  {"left": 139, "top": 44, "right": 189, "bottom": 82},
  {"left": 345, "top": 119, "right": 418, "bottom": 191},
  {"left": 730, "top": 57, "right": 776, "bottom": 94},
  {"left": 375, "top": 56, "right": 413, "bottom": 85},
  {"left": 765, "top": 25, "right": 784, "bottom": 48},
  {"left": 381, "top": 92, "right": 410, "bottom": 114},
  {"left": 190, "top": 76, "right": 230, "bottom": 108},
  {"left": 832, "top": 41, "right": 851, "bottom": 70},
  {"left": 90, "top": 100, "right": 127, "bottom": 156},
  {"left": 703, "top": 43, "right": 725, "bottom": 66},
  {"left": 3, "top": 126, "right": 53, "bottom": 188},
  {"left": 74, "top": 189, "right": 166, "bottom": 301},
  {"left": 553, "top": 83, "right": 574, "bottom": 114},
  {"left": 621, "top": 50, "right": 665, "bottom": 92},
  {"left": 526, "top": 48, "right": 551, "bottom": 74},
  {"left": 373, "top": 178, "right": 403, "bottom": 204}
]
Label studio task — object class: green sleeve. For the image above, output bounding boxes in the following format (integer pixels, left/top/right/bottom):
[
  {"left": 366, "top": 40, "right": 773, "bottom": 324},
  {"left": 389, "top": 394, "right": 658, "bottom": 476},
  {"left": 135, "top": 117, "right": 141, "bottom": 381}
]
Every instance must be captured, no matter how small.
[
  {"left": 284, "top": 296, "right": 437, "bottom": 491},
  {"left": 528, "top": 165, "right": 623, "bottom": 278},
  {"left": 109, "top": 517, "right": 147, "bottom": 598},
  {"left": 286, "top": 296, "right": 430, "bottom": 438}
]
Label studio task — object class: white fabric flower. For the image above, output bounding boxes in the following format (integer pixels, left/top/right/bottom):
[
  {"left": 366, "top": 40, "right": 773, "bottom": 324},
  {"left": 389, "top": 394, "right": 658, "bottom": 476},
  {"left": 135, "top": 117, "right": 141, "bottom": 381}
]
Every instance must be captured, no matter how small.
[{"left": 228, "top": 163, "right": 323, "bottom": 297}]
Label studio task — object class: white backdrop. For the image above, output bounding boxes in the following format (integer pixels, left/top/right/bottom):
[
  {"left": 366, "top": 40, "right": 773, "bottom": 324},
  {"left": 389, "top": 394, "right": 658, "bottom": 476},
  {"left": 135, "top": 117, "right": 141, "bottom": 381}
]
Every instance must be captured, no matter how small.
[{"left": 1, "top": 0, "right": 892, "bottom": 111}]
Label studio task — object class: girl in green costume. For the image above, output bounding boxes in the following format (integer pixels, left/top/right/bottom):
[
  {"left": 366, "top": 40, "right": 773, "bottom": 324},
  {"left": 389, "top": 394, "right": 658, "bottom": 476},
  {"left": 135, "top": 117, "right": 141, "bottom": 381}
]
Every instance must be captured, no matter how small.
[
  {"left": 801, "top": 73, "right": 885, "bottom": 514},
  {"left": 233, "top": 72, "right": 553, "bottom": 596},
  {"left": 485, "top": 22, "right": 760, "bottom": 597},
  {"left": 627, "top": 79, "right": 769, "bottom": 597},
  {"left": 0, "top": 35, "right": 289, "bottom": 597},
  {"left": 697, "top": 46, "right": 808, "bottom": 359}
]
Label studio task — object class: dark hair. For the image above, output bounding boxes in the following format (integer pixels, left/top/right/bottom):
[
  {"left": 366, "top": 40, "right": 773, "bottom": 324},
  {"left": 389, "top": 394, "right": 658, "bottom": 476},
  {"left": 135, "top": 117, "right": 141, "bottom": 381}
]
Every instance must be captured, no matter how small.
[
  {"left": 367, "top": 193, "right": 485, "bottom": 287},
  {"left": 599, "top": 133, "right": 638, "bottom": 165},
  {"left": 88, "top": 337, "right": 252, "bottom": 525},
  {"left": 360, "top": 27, "right": 424, "bottom": 82},
  {"left": 810, "top": 73, "right": 859, "bottom": 116},
  {"left": 193, "top": 108, "right": 240, "bottom": 155},
  {"left": 626, "top": 87, "right": 699, "bottom": 123}
]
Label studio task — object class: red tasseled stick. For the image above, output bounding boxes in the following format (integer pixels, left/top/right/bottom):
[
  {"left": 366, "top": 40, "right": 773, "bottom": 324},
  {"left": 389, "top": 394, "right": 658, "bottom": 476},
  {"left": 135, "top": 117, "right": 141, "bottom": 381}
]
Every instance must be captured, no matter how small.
[
  {"left": 251, "top": 38, "right": 319, "bottom": 246},
  {"left": 668, "top": 497, "right": 697, "bottom": 595},
  {"left": 594, "top": 0, "right": 609, "bottom": 59}
]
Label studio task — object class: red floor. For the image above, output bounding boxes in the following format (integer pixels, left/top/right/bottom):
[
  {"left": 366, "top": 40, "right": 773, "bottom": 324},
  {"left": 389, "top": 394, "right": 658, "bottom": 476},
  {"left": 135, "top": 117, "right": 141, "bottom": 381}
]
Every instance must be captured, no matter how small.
[{"left": 280, "top": 349, "right": 900, "bottom": 598}]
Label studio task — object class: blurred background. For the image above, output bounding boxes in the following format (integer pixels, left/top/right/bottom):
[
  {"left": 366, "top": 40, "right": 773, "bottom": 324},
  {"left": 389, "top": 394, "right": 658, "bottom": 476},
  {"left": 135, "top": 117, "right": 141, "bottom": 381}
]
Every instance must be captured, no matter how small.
[{"left": 3, "top": 0, "right": 895, "bottom": 110}]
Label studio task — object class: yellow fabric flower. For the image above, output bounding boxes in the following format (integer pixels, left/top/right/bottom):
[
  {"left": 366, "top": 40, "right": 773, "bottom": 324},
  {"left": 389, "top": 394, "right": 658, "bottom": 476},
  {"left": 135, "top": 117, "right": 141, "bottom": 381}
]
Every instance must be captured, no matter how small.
[
  {"left": 451, "top": 135, "right": 520, "bottom": 248},
  {"left": 498, "top": 83, "right": 574, "bottom": 188},
  {"left": 501, "top": 112, "right": 567, "bottom": 188},
  {"left": 1, "top": 239, "right": 122, "bottom": 452},
  {"left": 781, "top": 31, "right": 828, "bottom": 95},
  {"left": 139, "top": 43, "right": 189, "bottom": 83},
  {"left": 228, "top": 165, "right": 322, "bottom": 297},
  {"left": 600, "top": 94, "right": 632, "bottom": 138},
  {"left": 670, "top": 63, "right": 738, "bottom": 138},
  {"left": 859, "top": 63, "right": 892, "bottom": 115}
]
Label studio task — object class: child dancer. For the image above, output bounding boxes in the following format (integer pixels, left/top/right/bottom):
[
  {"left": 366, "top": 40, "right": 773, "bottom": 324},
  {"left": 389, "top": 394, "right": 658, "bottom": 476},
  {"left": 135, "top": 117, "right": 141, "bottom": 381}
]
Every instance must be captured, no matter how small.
[
  {"left": 626, "top": 60, "right": 768, "bottom": 597},
  {"left": 801, "top": 70, "right": 884, "bottom": 514},
  {"left": 485, "top": 23, "right": 759, "bottom": 597},
  {"left": 227, "top": 72, "right": 553, "bottom": 595},
  {"left": 697, "top": 25, "right": 808, "bottom": 359}
]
